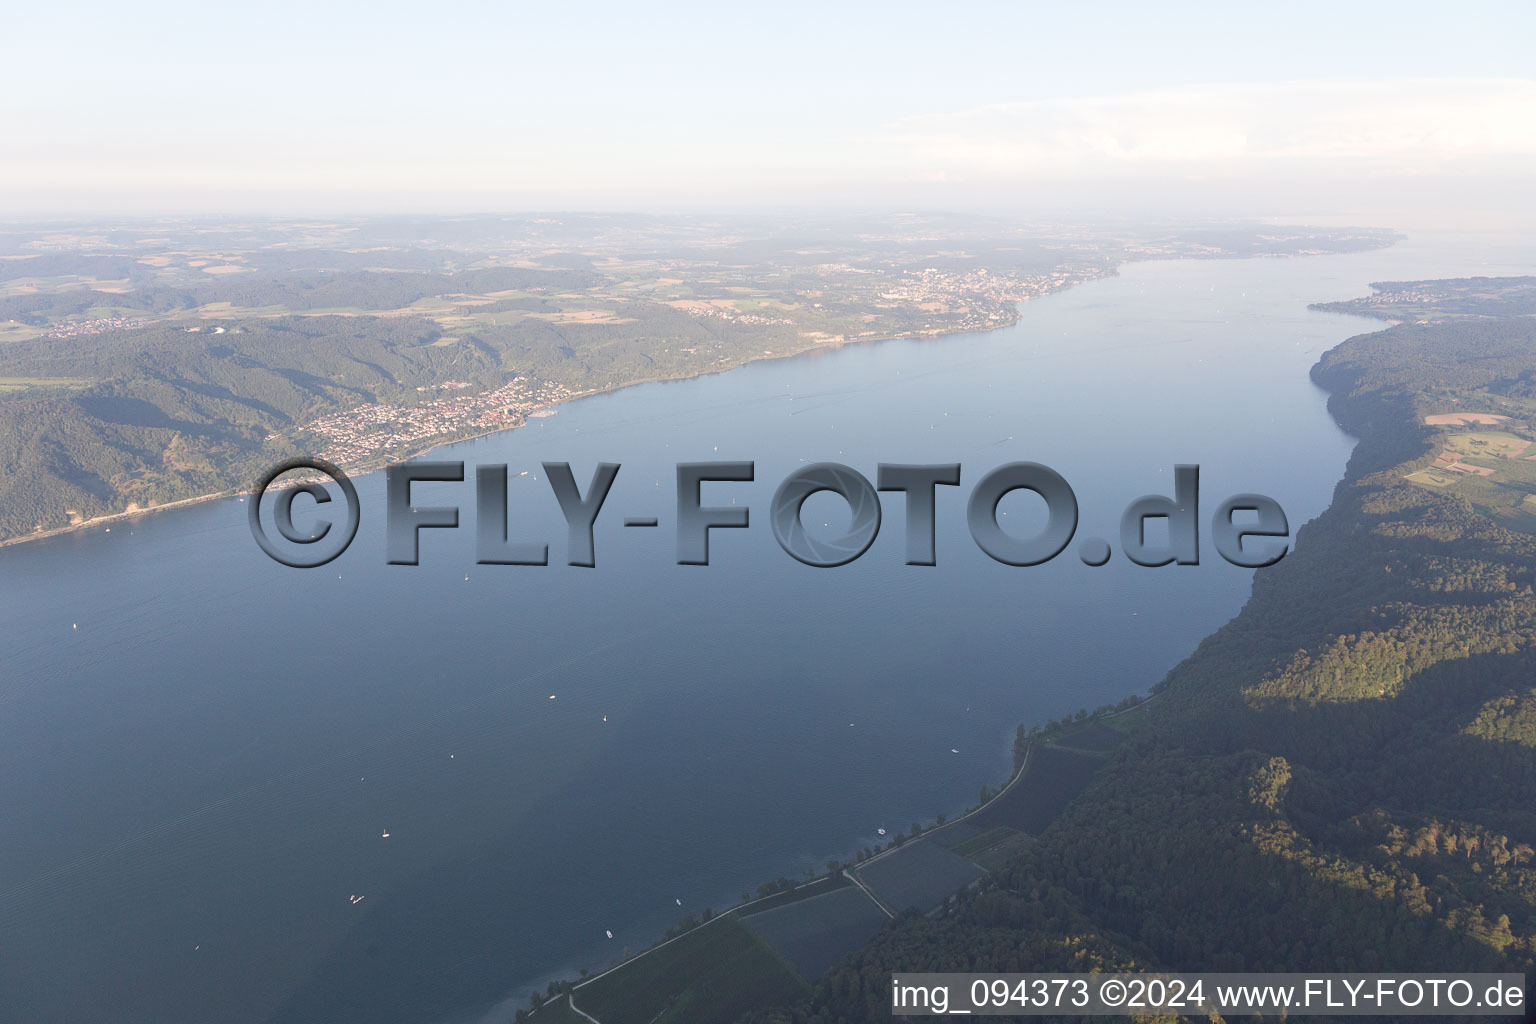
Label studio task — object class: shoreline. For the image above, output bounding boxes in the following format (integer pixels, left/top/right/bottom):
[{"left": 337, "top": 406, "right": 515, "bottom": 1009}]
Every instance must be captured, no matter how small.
[
  {"left": 0, "top": 240, "right": 1400, "bottom": 553},
  {"left": 0, "top": 279, "right": 1083, "bottom": 551},
  {"left": 0, "top": 489, "right": 238, "bottom": 548},
  {"left": 520, "top": 258, "right": 1408, "bottom": 1014},
  {"left": 553, "top": 695, "right": 1160, "bottom": 1023}
]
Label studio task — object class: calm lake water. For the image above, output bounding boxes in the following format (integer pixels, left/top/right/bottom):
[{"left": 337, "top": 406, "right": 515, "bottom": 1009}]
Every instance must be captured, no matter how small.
[{"left": 3, "top": 233, "right": 1533, "bottom": 1024}]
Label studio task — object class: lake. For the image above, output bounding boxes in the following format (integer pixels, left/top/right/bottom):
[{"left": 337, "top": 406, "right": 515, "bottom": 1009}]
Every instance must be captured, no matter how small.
[{"left": 3, "top": 233, "right": 1532, "bottom": 1023}]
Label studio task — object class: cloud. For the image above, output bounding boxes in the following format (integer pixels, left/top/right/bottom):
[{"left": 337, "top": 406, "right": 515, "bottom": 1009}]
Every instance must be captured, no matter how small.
[{"left": 875, "top": 78, "right": 1536, "bottom": 179}]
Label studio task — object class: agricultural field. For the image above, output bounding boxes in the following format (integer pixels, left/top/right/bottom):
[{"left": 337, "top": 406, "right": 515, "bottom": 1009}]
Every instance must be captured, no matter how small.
[
  {"left": 1042, "top": 720, "right": 1130, "bottom": 753},
  {"left": 1440, "top": 430, "right": 1536, "bottom": 460},
  {"left": 960, "top": 746, "right": 1110, "bottom": 835},
  {"left": 526, "top": 996, "right": 589, "bottom": 1023},
  {"left": 931, "top": 824, "right": 1036, "bottom": 874},
  {"left": 944, "top": 824, "right": 1028, "bottom": 860},
  {"left": 741, "top": 885, "right": 890, "bottom": 981},
  {"left": 572, "top": 914, "right": 807, "bottom": 1024},
  {"left": 0, "top": 321, "right": 45, "bottom": 341},
  {"left": 1405, "top": 423, "right": 1536, "bottom": 530},
  {"left": 852, "top": 840, "right": 986, "bottom": 914},
  {"left": 964, "top": 832, "right": 1036, "bottom": 873},
  {"left": 1406, "top": 469, "right": 1464, "bottom": 488},
  {"left": 0, "top": 376, "right": 91, "bottom": 392},
  {"left": 743, "top": 873, "right": 850, "bottom": 915},
  {"left": 1424, "top": 412, "right": 1514, "bottom": 426}
]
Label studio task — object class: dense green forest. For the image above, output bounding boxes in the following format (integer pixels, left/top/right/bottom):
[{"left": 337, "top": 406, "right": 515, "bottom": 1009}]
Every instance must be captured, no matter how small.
[
  {"left": 726, "top": 289, "right": 1536, "bottom": 1022},
  {"left": 0, "top": 315, "right": 449, "bottom": 532}
]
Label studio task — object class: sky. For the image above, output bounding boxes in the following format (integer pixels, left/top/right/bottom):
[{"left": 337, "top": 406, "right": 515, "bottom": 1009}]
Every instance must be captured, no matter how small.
[{"left": 4, "top": 0, "right": 1535, "bottom": 225}]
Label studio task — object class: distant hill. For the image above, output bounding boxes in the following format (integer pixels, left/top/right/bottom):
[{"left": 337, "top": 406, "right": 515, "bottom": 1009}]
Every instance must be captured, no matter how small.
[{"left": 0, "top": 220, "right": 1395, "bottom": 544}]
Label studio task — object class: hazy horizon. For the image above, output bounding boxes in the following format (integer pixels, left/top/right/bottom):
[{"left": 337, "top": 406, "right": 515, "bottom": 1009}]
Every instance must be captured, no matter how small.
[{"left": 6, "top": 2, "right": 1535, "bottom": 228}]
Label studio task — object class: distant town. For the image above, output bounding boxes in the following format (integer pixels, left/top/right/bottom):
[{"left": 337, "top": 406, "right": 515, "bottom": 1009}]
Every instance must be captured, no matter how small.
[{"left": 287, "top": 375, "right": 574, "bottom": 467}]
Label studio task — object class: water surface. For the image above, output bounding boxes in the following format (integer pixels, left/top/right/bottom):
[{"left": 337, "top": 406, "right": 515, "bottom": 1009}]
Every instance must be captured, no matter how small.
[{"left": 3, "top": 234, "right": 1532, "bottom": 1023}]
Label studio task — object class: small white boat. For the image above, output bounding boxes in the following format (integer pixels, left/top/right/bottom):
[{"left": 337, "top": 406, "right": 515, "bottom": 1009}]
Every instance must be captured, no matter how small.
[
  {"left": 605, "top": 929, "right": 613, "bottom": 939},
  {"left": 675, "top": 899, "right": 682, "bottom": 906},
  {"left": 381, "top": 830, "right": 390, "bottom": 838},
  {"left": 877, "top": 828, "right": 886, "bottom": 836},
  {"left": 951, "top": 748, "right": 959, "bottom": 754}
]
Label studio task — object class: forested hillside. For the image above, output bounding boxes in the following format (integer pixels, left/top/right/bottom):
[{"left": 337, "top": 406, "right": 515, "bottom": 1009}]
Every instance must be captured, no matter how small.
[
  {"left": 0, "top": 315, "right": 456, "bottom": 533},
  {"left": 0, "top": 303, "right": 796, "bottom": 539},
  {"left": 735, "top": 287, "right": 1536, "bottom": 1022},
  {"left": 0, "top": 217, "right": 1394, "bottom": 544}
]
